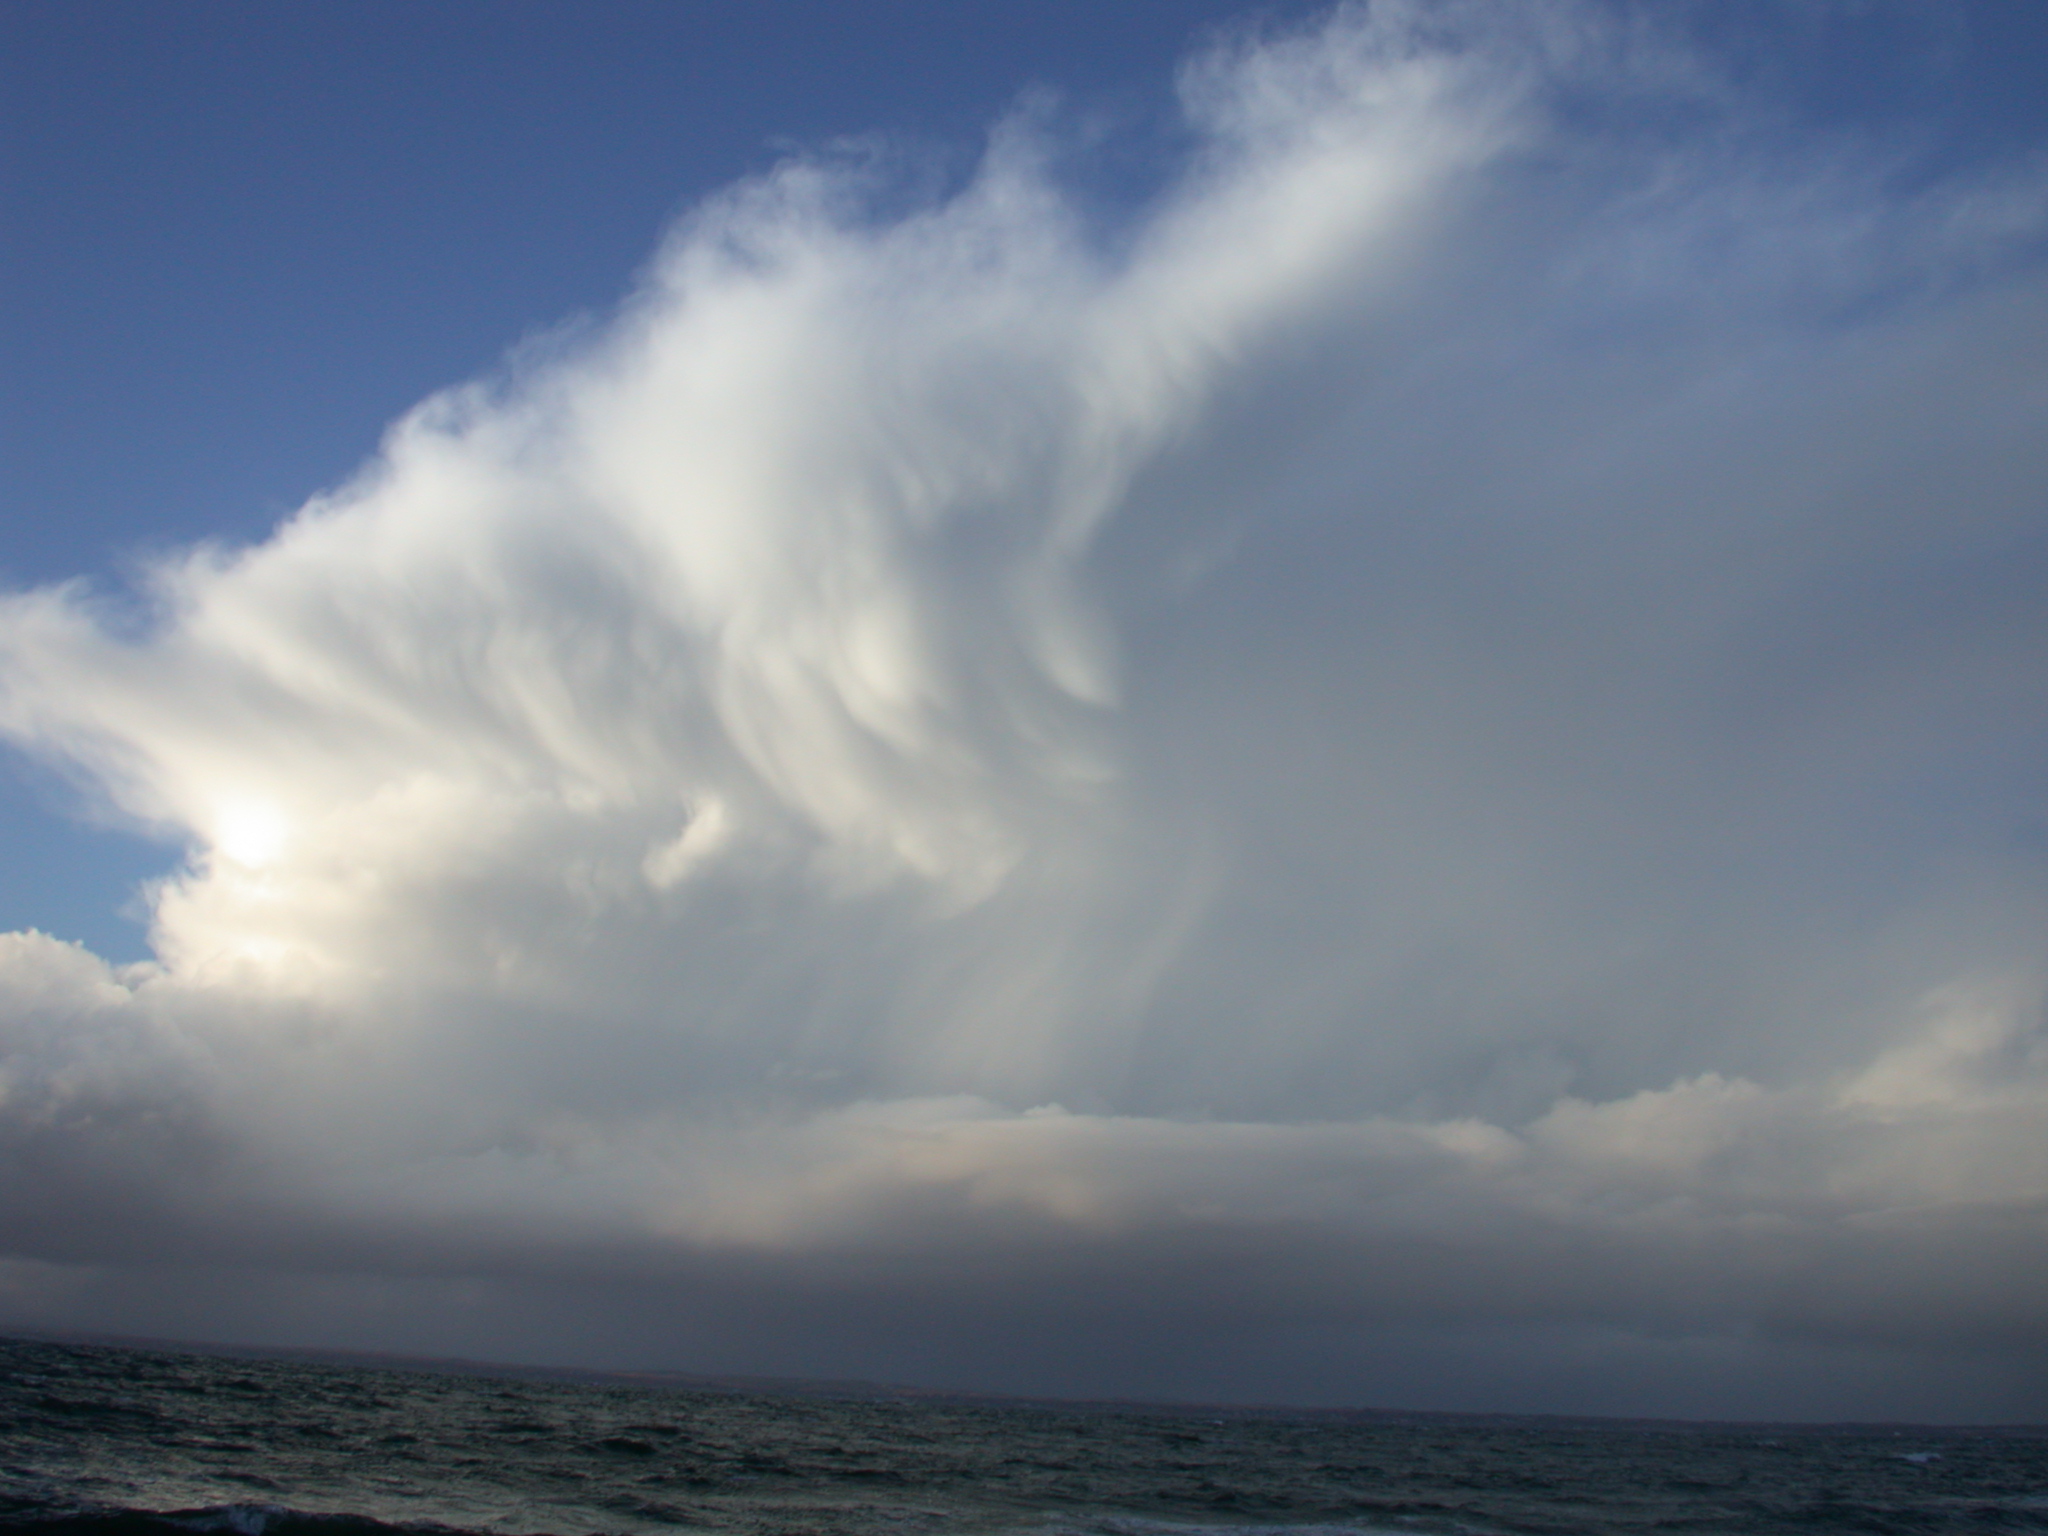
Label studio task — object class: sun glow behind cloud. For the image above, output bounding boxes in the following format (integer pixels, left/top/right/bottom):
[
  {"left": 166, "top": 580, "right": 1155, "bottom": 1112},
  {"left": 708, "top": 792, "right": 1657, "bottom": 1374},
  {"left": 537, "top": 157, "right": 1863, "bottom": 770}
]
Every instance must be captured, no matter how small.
[
  {"left": 211, "top": 799, "right": 289, "bottom": 869},
  {"left": 1, "top": 1, "right": 2046, "bottom": 1417}
]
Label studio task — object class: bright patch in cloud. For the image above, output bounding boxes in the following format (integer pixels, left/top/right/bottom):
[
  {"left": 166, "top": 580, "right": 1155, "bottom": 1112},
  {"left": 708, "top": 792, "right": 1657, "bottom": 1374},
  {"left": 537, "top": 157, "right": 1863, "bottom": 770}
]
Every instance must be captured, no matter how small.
[{"left": 212, "top": 798, "right": 289, "bottom": 869}]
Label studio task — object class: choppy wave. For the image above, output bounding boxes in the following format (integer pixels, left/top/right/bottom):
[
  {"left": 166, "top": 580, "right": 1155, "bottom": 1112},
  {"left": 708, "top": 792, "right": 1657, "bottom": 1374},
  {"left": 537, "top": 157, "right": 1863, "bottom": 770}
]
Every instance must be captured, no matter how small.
[
  {"left": 4, "top": 1339, "right": 2046, "bottom": 1536},
  {"left": 0, "top": 1504, "right": 467, "bottom": 1536}
]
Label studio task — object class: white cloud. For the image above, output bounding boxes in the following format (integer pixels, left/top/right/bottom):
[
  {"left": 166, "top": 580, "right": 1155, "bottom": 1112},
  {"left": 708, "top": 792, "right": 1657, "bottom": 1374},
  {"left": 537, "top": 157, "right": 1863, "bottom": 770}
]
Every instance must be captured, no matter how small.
[{"left": 2, "top": 1, "right": 2046, "bottom": 1417}]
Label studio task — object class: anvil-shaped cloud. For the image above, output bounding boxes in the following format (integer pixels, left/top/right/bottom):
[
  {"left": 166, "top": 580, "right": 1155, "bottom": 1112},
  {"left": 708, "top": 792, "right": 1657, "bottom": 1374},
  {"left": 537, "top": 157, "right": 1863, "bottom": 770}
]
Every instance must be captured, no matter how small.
[{"left": 3, "top": 2, "right": 2047, "bottom": 1419}]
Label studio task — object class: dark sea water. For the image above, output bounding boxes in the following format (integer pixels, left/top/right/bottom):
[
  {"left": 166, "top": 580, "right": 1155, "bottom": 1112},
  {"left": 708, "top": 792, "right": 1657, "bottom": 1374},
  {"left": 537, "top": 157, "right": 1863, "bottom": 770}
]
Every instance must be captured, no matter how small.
[{"left": 3, "top": 1337, "right": 2044, "bottom": 1536}]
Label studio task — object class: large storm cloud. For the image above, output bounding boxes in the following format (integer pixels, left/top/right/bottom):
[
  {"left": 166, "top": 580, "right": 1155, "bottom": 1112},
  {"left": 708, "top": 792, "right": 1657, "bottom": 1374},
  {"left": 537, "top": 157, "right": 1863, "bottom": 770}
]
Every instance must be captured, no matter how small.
[{"left": 3, "top": 2, "right": 2046, "bottom": 1419}]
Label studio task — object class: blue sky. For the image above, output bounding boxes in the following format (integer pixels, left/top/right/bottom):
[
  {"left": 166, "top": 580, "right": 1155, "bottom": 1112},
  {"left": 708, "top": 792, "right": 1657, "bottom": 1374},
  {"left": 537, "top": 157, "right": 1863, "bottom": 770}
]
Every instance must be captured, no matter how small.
[{"left": 3, "top": 1, "right": 2048, "bottom": 1419}]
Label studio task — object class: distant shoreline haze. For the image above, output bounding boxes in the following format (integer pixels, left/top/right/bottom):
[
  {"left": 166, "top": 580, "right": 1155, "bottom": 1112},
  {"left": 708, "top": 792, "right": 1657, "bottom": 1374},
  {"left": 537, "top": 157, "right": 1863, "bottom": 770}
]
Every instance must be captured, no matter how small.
[{"left": 6, "top": 1331, "right": 2043, "bottom": 1436}]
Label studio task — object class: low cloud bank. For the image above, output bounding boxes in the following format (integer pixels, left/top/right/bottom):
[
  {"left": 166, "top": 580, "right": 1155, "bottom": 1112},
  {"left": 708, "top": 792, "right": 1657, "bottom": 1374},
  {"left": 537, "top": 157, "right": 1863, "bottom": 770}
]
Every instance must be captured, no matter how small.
[{"left": 4, "top": 2, "right": 2047, "bottom": 1418}]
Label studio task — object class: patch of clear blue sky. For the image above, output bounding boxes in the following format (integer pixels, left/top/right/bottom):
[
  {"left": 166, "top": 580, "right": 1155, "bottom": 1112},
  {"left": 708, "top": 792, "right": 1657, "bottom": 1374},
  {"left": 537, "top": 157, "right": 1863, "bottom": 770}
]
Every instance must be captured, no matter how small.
[{"left": 2, "top": 0, "right": 2045, "bottom": 960}]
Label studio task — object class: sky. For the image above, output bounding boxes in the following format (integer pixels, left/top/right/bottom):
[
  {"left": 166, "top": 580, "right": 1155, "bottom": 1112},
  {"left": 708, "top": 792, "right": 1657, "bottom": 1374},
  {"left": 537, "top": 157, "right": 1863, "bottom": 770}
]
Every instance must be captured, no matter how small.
[{"left": 2, "top": 0, "right": 2047, "bottom": 1423}]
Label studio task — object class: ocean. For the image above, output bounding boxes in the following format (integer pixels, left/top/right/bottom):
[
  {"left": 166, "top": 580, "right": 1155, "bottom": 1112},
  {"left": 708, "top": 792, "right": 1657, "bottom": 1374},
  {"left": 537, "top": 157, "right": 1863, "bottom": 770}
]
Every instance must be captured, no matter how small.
[{"left": 2, "top": 1336, "right": 2043, "bottom": 1536}]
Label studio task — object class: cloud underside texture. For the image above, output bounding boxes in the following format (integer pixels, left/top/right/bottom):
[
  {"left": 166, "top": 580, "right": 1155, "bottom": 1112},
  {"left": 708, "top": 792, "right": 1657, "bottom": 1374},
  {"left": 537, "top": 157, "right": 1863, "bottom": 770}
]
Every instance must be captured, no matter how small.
[{"left": 4, "top": 4, "right": 2048, "bottom": 1415}]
